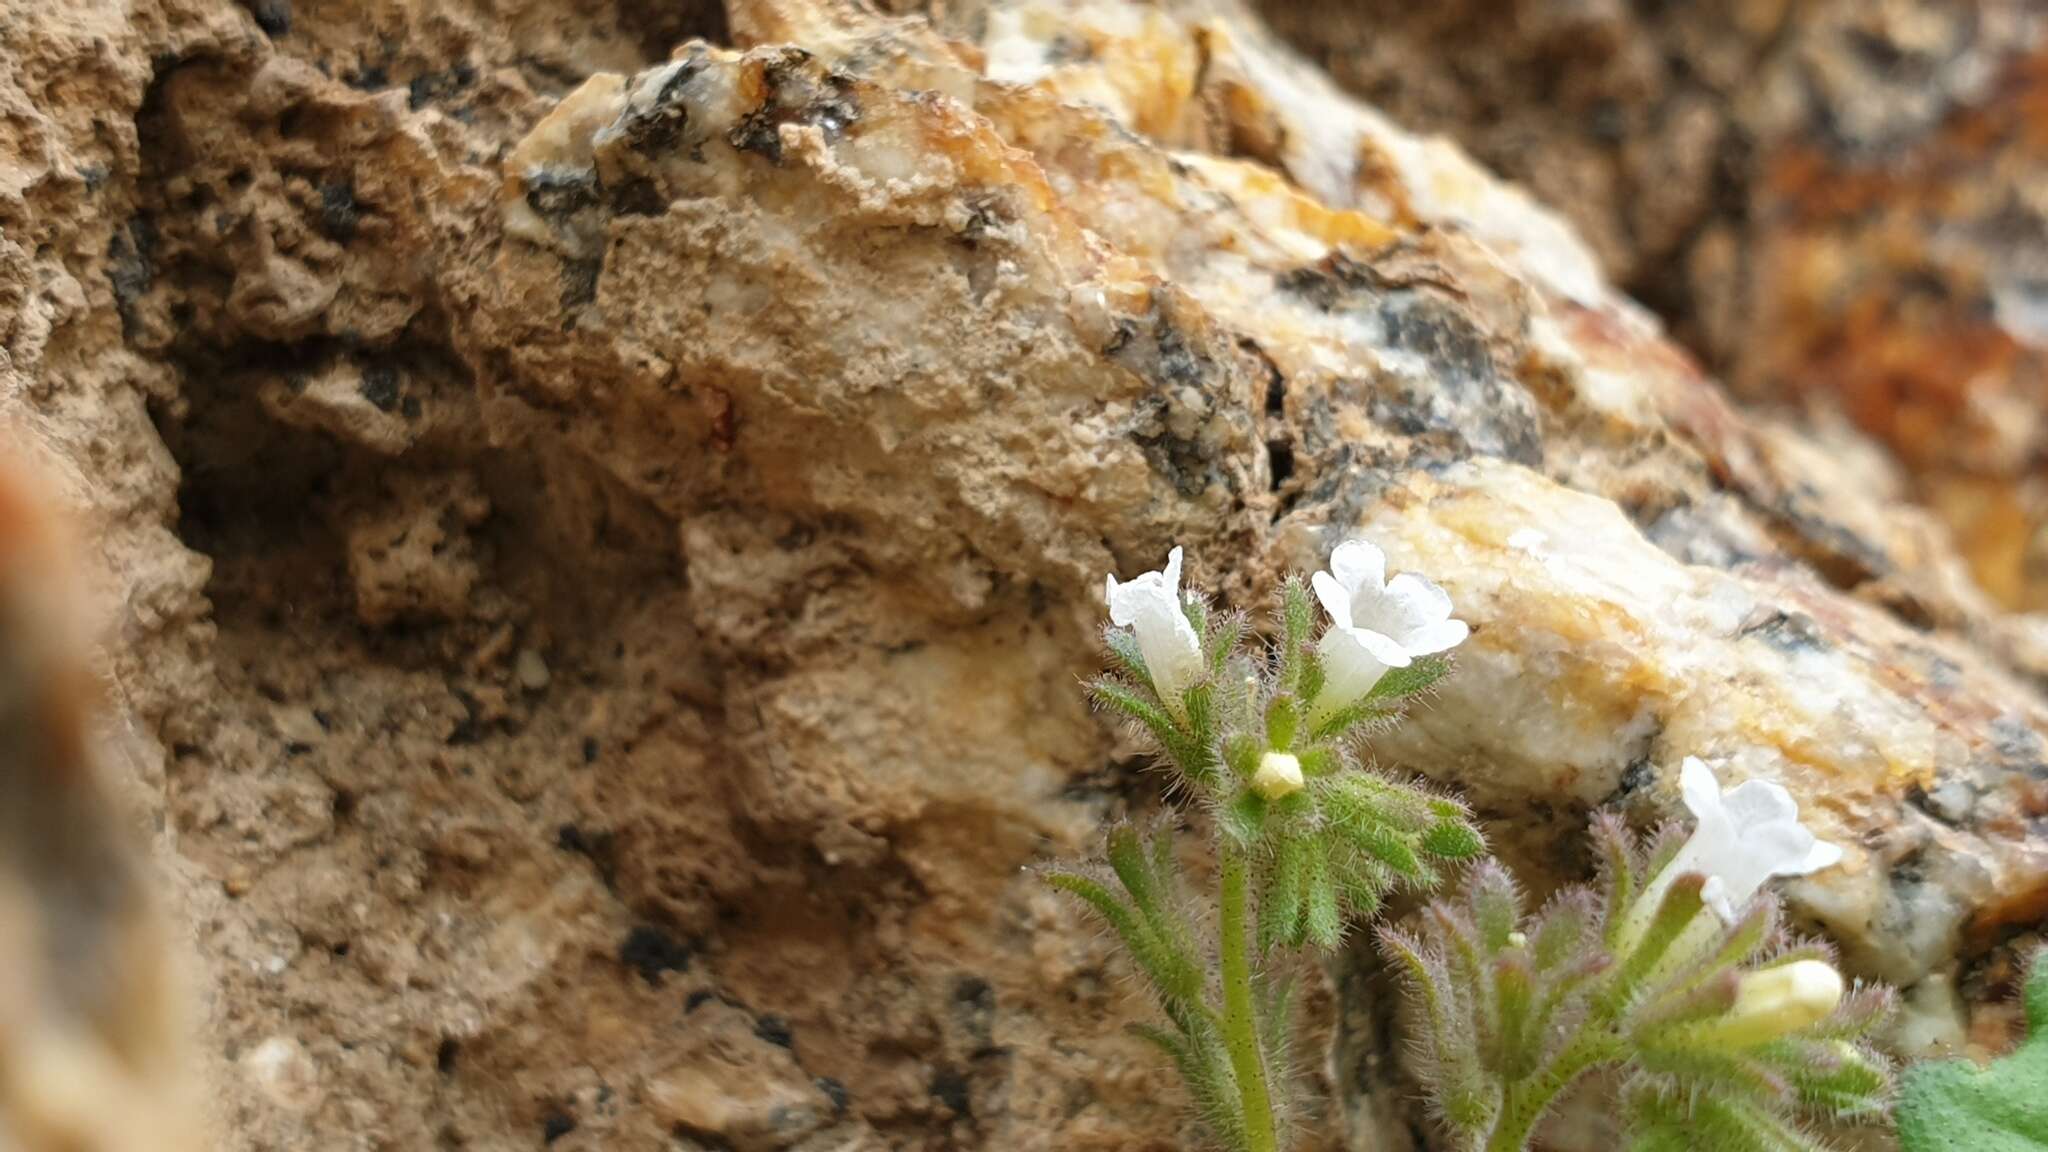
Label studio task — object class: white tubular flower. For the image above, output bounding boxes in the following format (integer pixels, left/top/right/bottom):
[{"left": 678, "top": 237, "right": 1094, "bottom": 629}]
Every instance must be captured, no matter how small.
[
  {"left": 1252, "top": 751, "right": 1304, "bottom": 800},
  {"left": 1106, "top": 546, "right": 1206, "bottom": 715},
  {"left": 1700, "top": 960, "right": 1846, "bottom": 1049},
  {"left": 1309, "top": 539, "right": 1468, "bottom": 720},
  {"left": 1669, "top": 757, "right": 1845, "bottom": 924}
]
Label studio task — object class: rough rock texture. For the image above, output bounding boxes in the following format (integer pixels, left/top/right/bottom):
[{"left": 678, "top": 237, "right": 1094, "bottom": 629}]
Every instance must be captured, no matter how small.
[
  {"left": 1254, "top": 0, "right": 2048, "bottom": 613},
  {"left": 5, "top": 0, "right": 2048, "bottom": 1149}
]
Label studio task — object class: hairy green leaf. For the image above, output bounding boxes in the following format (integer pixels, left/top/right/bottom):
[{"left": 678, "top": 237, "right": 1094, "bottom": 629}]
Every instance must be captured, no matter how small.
[
  {"left": 1302, "top": 845, "right": 1342, "bottom": 950},
  {"left": 1260, "top": 838, "right": 1307, "bottom": 953},
  {"left": 1899, "top": 951, "right": 2048, "bottom": 1151}
]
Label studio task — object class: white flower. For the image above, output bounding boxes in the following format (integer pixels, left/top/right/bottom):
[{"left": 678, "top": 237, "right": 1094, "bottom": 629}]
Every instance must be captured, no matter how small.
[
  {"left": 1105, "top": 546, "right": 1206, "bottom": 714},
  {"left": 1251, "top": 751, "right": 1304, "bottom": 800},
  {"left": 1309, "top": 539, "right": 1467, "bottom": 719},
  {"left": 1670, "top": 757, "right": 1845, "bottom": 924}
]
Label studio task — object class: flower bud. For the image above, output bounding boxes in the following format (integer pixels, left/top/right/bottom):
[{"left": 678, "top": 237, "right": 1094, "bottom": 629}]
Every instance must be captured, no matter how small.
[
  {"left": 1252, "top": 751, "right": 1305, "bottom": 800},
  {"left": 1696, "top": 960, "right": 1845, "bottom": 1049}
]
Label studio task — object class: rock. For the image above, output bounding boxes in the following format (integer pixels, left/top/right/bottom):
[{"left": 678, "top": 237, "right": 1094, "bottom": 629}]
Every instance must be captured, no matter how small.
[
  {"left": 645, "top": 1005, "right": 831, "bottom": 1151},
  {"left": 0, "top": 448, "right": 197, "bottom": 1152},
  {"left": 4, "top": 0, "right": 2048, "bottom": 1149},
  {"left": 343, "top": 472, "right": 490, "bottom": 628},
  {"left": 241, "top": 1036, "right": 324, "bottom": 1113},
  {"left": 1254, "top": 0, "right": 2048, "bottom": 614}
]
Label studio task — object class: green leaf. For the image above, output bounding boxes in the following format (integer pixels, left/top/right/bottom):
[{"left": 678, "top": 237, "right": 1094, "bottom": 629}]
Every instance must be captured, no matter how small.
[
  {"left": 1107, "top": 824, "right": 1193, "bottom": 963},
  {"left": 1044, "top": 871, "right": 1202, "bottom": 1008},
  {"left": 1592, "top": 813, "right": 1638, "bottom": 947},
  {"left": 1329, "top": 848, "right": 1390, "bottom": 922},
  {"left": 1611, "top": 872, "right": 1707, "bottom": 1002},
  {"left": 1296, "top": 643, "right": 1325, "bottom": 715},
  {"left": 1222, "top": 732, "right": 1262, "bottom": 782},
  {"left": 1220, "top": 789, "right": 1269, "bottom": 847},
  {"left": 1349, "top": 820, "right": 1434, "bottom": 888},
  {"left": 1179, "top": 683, "right": 1220, "bottom": 782},
  {"left": 1087, "top": 676, "right": 1191, "bottom": 767},
  {"left": 1530, "top": 889, "right": 1595, "bottom": 973},
  {"left": 1368, "top": 655, "right": 1452, "bottom": 702},
  {"left": 1632, "top": 1043, "right": 1793, "bottom": 1110},
  {"left": 1422, "top": 815, "right": 1486, "bottom": 861},
  {"left": 1626, "top": 1089, "right": 1824, "bottom": 1152},
  {"left": 1260, "top": 837, "right": 1307, "bottom": 953},
  {"left": 1280, "top": 578, "right": 1316, "bottom": 696},
  {"left": 1899, "top": 951, "right": 2048, "bottom": 1151},
  {"left": 1132, "top": 1021, "right": 1250, "bottom": 1152},
  {"left": 1104, "top": 626, "right": 1150, "bottom": 685},
  {"left": 1306, "top": 697, "right": 1394, "bottom": 743},
  {"left": 1492, "top": 951, "right": 1539, "bottom": 1078},
  {"left": 1690, "top": 1094, "right": 1827, "bottom": 1152},
  {"left": 1258, "top": 970, "right": 1296, "bottom": 1067},
  {"left": 1296, "top": 744, "right": 1342, "bottom": 779},
  {"left": 1310, "top": 658, "right": 1455, "bottom": 740},
  {"left": 1758, "top": 1039, "right": 1892, "bottom": 1122},
  {"left": 1302, "top": 844, "right": 1343, "bottom": 950},
  {"left": 1204, "top": 608, "right": 1245, "bottom": 675},
  {"left": 1319, "top": 773, "right": 1435, "bottom": 835},
  {"left": 1631, "top": 970, "right": 1741, "bottom": 1037},
  {"left": 1470, "top": 865, "right": 1521, "bottom": 951},
  {"left": 1265, "top": 694, "right": 1299, "bottom": 750}
]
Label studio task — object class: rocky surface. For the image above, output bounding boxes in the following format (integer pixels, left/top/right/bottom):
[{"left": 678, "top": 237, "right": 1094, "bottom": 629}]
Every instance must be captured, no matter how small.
[
  {"left": 4, "top": 0, "right": 2048, "bottom": 1149},
  {"left": 1254, "top": 0, "right": 2048, "bottom": 613}
]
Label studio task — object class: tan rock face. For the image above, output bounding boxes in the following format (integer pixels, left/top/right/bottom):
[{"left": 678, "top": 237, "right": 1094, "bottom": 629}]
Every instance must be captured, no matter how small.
[
  {"left": 5, "top": 0, "right": 2048, "bottom": 1148},
  {"left": 1254, "top": 0, "right": 2048, "bottom": 613}
]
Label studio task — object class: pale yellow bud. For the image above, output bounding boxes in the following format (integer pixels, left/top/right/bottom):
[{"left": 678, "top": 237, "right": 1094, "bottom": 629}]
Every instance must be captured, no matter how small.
[
  {"left": 1252, "top": 751, "right": 1304, "bottom": 800},
  {"left": 1701, "top": 960, "right": 1845, "bottom": 1049}
]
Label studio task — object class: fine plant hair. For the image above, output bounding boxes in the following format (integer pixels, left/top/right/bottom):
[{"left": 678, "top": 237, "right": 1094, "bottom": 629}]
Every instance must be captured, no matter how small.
[
  {"left": 1380, "top": 814, "right": 1895, "bottom": 1152},
  {"left": 1054, "top": 543, "right": 1901, "bottom": 1152},
  {"left": 1050, "top": 561, "right": 1484, "bottom": 1152}
]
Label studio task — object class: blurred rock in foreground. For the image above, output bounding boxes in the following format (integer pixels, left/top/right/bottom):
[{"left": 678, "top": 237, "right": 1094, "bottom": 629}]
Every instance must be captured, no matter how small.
[{"left": 0, "top": 446, "right": 195, "bottom": 1151}]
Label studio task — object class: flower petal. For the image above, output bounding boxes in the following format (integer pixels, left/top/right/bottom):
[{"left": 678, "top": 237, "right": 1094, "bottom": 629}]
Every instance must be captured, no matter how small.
[
  {"left": 1329, "top": 539, "right": 1386, "bottom": 597},
  {"left": 1104, "top": 548, "right": 1205, "bottom": 709},
  {"left": 1355, "top": 573, "right": 1455, "bottom": 644},
  {"left": 1106, "top": 548, "right": 1182, "bottom": 628},
  {"left": 1678, "top": 757, "right": 1724, "bottom": 823},
  {"left": 1352, "top": 627, "right": 1415, "bottom": 670},
  {"left": 1311, "top": 570, "right": 1355, "bottom": 630},
  {"left": 1404, "top": 618, "right": 1469, "bottom": 657},
  {"left": 1668, "top": 757, "right": 1845, "bottom": 924},
  {"left": 1788, "top": 837, "right": 1845, "bottom": 878},
  {"left": 1721, "top": 778, "right": 1800, "bottom": 828},
  {"left": 1132, "top": 594, "right": 1205, "bottom": 704},
  {"left": 1316, "top": 626, "right": 1407, "bottom": 717}
]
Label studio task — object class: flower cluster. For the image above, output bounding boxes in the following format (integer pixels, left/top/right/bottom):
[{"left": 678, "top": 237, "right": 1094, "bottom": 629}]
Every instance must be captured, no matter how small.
[
  {"left": 1383, "top": 759, "right": 1892, "bottom": 1152},
  {"left": 1055, "top": 537, "right": 1893, "bottom": 1152},
  {"left": 1062, "top": 538, "right": 1482, "bottom": 1152}
]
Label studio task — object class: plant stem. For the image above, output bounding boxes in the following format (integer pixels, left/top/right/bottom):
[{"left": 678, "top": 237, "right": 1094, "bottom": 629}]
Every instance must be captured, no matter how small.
[
  {"left": 1482, "top": 1035, "right": 1616, "bottom": 1152},
  {"left": 1483, "top": 1083, "right": 1548, "bottom": 1152},
  {"left": 1219, "top": 843, "right": 1279, "bottom": 1152}
]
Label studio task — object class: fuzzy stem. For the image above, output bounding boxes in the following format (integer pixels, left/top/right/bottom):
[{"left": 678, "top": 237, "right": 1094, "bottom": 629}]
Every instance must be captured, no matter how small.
[
  {"left": 1219, "top": 843, "right": 1279, "bottom": 1152},
  {"left": 1481, "top": 1034, "right": 1617, "bottom": 1152}
]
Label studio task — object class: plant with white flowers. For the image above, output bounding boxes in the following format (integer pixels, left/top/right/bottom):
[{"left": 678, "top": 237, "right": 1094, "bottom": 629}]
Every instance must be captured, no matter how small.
[
  {"left": 1381, "top": 757, "right": 1896, "bottom": 1152},
  {"left": 1052, "top": 540, "right": 1485, "bottom": 1152}
]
